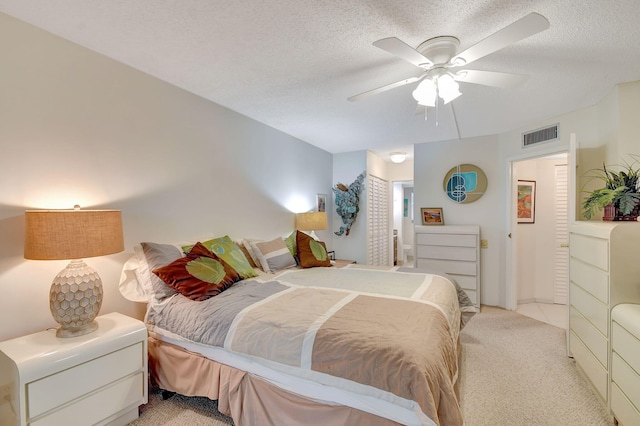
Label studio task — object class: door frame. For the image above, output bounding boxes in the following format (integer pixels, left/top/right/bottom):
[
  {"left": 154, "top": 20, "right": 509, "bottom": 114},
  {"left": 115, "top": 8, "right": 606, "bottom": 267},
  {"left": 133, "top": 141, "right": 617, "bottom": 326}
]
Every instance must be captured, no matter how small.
[{"left": 504, "top": 136, "right": 576, "bottom": 310}]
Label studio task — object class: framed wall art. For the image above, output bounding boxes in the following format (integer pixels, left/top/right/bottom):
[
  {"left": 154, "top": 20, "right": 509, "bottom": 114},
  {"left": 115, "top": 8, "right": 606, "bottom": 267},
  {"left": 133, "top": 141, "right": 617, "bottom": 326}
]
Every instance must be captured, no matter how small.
[
  {"left": 517, "top": 180, "right": 536, "bottom": 223},
  {"left": 421, "top": 207, "right": 444, "bottom": 225},
  {"left": 442, "top": 164, "right": 488, "bottom": 204},
  {"left": 316, "top": 194, "right": 327, "bottom": 212}
]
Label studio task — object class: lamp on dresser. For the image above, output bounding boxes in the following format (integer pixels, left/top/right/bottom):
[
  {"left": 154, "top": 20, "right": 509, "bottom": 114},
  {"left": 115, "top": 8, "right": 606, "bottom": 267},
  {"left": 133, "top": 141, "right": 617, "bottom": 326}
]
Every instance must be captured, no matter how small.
[
  {"left": 296, "top": 211, "right": 328, "bottom": 240},
  {"left": 24, "top": 206, "right": 124, "bottom": 338}
]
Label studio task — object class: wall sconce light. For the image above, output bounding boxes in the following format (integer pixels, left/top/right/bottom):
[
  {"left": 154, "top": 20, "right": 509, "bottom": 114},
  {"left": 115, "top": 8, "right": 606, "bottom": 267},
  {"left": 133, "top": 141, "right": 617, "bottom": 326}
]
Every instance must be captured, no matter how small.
[{"left": 24, "top": 206, "right": 124, "bottom": 337}]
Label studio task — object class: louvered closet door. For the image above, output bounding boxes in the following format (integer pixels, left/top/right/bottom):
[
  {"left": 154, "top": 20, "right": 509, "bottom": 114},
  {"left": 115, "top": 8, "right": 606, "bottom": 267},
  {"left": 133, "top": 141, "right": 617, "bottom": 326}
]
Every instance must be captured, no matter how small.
[
  {"left": 368, "top": 174, "right": 390, "bottom": 265},
  {"left": 554, "top": 164, "right": 569, "bottom": 304}
]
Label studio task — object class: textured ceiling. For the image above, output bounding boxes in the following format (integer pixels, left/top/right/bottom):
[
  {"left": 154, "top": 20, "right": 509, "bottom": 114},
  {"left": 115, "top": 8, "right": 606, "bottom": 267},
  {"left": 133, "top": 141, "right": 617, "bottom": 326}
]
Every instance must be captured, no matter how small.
[{"left": 1, "top": 1, "right": 639, "bottom": 161}]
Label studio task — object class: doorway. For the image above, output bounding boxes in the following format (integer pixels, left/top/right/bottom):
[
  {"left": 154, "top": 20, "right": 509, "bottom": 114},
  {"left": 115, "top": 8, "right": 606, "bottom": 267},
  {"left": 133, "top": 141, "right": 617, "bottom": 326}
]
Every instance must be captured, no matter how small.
[
  {"left": 392, "top": 181, "right": 414, "bottom": 266},
  {"left": 510, "top": 152, "right": 569, "bottom": 328}
]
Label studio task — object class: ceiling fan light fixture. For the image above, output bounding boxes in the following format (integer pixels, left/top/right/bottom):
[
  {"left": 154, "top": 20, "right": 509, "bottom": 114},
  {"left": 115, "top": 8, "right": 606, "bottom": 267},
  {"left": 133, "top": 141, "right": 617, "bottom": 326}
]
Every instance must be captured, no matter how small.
[
  {"left": 437, "top": 74, "right": 461, "bottom": 104},
  {"left": 412, "top": 78, "right": 437, "bottom": 107},
  {"left": 390, "top": 152, "right": 407, "bottom": 163}
]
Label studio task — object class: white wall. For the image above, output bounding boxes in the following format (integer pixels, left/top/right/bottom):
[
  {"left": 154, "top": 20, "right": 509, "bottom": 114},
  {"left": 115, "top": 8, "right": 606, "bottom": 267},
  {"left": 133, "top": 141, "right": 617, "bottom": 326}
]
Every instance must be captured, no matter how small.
[
  {"left": 414, "top": 135, "right": 502, "bottom": 306},
  {"left": 331, "top": 151, "right": 367, "bottom": 263},
  {"left": 0, "top": 13, "right": 332, "bottom": 341}
]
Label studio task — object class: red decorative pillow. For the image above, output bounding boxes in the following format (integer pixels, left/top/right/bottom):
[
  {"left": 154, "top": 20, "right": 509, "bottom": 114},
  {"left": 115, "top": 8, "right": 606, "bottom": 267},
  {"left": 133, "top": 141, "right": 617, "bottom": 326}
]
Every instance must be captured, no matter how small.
[
  {"left": 296, "top": 231, "right": 331, "bottom": 268},
  {"left": 152, "top": 242, "right": 241, "bottom": 301}
]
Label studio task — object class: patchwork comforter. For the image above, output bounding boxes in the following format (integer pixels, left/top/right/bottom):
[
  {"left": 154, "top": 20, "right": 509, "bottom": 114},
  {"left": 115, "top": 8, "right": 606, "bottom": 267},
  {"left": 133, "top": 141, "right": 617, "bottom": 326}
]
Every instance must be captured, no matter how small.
[{"left": 146, "top": 266, "right": 467, "bottom": 426}]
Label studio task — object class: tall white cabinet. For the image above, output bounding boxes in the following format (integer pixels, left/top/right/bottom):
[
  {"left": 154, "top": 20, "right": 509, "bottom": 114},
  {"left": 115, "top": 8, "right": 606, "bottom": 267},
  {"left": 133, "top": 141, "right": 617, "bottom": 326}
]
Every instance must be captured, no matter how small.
[
  {"left": 568, "top": 221, "right": 640, "bottom": 412},
  {"left": 414, "top": 225, "right": 480, "bottom": 308}
]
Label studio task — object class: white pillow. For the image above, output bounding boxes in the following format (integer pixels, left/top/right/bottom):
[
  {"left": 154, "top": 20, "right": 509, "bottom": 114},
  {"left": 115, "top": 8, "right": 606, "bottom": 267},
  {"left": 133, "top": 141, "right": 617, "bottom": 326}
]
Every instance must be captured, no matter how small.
[
  {"left": 118, "top": 241, "right": 184, "bottom": 302},
  {"left": 119, "top": 254, "right": 147, "bottom": 302}
]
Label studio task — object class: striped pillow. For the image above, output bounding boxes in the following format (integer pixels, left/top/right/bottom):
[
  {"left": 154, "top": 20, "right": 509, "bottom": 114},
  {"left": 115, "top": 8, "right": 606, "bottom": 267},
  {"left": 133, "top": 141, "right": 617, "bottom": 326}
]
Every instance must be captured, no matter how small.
[{"left": 250, "top": 237, "right": 296, "bottom": 273}]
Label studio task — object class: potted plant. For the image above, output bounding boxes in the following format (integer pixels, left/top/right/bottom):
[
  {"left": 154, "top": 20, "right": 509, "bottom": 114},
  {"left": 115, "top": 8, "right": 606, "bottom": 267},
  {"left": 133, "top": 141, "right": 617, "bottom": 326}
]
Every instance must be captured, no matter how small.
[{"left": 582, "top": 158, "right": 640, "bottom": 221}]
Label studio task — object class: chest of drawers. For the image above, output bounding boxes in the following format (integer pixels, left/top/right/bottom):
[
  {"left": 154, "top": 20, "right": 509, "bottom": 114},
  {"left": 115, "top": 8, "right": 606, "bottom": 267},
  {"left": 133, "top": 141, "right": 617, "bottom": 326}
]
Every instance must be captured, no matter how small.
[
  {"left": 568, "top": 222, "right": 640, "bottom": 411},
  {"left": 414, "top": 225, "right": 480, "bottom": 308}
]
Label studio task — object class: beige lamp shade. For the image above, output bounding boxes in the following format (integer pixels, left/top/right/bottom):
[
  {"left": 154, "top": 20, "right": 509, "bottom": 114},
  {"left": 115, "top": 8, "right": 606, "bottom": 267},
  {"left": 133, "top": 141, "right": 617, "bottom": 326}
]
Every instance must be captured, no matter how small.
[
  {"left": 24, "top": 208, "right": 124, "bottom": 338},
  {"left": 24, "top": 209, "right": 124, "bottom": 260},
  {"left": 296, "top": 211, "right": 328, "bottom": 231}
]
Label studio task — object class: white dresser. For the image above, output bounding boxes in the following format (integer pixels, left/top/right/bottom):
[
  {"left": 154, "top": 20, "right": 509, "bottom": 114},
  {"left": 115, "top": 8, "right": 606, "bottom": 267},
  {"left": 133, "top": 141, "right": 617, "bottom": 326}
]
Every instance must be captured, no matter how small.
[
  {"left": 568, "top": 222, "right": 640, "bottom": 410},
  {"left": 414, "top": 225, "right": 480, "bottom": 308},
  {"left": 611, "top": 304, "right": 640, "bottom": 426},
  {"left": 0, "top": 312, "right": 148, "bottom": 426}
]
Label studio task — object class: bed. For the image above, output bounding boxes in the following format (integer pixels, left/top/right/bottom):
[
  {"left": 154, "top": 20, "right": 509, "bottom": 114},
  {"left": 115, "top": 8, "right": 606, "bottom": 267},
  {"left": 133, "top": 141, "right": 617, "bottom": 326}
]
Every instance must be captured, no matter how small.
[{"left": 119, "top": 233, "right": 476, "bottom": 426}]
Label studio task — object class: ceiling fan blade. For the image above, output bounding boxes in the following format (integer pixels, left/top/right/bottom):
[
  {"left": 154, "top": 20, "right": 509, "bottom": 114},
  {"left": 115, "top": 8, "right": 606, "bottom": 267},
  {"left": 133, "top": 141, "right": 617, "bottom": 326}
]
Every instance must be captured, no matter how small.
[
  {"left": 373, "top": 37, "right": 433, "bottom": 68},
  {"left": 454, "top": 69, "right": 527, "bottom": 88},
  {"left": 452, "top": 12, "right": 549, "bottom": 66},
  {"left": 348, "top": 74, "right": 425, "bottom": 102}
]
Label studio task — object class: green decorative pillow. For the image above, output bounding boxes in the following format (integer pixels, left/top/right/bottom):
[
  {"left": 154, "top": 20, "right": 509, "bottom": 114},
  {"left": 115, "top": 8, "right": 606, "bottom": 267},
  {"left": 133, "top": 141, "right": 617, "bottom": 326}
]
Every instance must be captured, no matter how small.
[
  {"left": 296, "top": 231, "right": 331, "bottom": 268},
  {"left": 153, "top": 242, "right": 241, "bottom": 301},
  {"left": 184, "top": 235, "right": 258, "bottom": 279},
  {"left": 284, "top": 231, "right": 298, "bottom": 263}
]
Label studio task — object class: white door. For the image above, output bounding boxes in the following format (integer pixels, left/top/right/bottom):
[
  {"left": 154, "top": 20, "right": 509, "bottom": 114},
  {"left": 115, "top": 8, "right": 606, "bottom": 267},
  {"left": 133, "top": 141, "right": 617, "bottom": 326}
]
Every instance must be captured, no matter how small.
[
  {"left": 367, "top": 174, "right": 390, "bottom": 265},
  {"left": 553, "top": 163, "right": 569, "bottom": 304}
]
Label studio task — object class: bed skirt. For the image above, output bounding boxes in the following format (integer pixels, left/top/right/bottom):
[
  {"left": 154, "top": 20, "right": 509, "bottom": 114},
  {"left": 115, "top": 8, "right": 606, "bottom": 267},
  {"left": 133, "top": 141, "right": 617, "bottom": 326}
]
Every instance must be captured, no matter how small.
[{"left": 148, "top": 336, "right": 403, "bottom": 426}]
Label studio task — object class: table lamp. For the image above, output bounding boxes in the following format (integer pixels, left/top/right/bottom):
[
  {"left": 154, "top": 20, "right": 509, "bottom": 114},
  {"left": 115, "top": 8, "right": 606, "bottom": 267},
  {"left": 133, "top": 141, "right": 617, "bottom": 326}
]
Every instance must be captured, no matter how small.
[
  {"left": 296, "top": 211, "right": 328, "bottom": 240},
  {"left": 24, "top": 206, "right": 124, "bottom": 337}
]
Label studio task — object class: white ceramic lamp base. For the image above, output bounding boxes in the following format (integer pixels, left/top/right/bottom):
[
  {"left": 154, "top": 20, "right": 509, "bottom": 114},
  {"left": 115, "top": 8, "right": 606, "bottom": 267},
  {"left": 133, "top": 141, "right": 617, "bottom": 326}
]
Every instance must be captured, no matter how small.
[{"left": 49, "top": 259, "right": 103, "bottom": 338}]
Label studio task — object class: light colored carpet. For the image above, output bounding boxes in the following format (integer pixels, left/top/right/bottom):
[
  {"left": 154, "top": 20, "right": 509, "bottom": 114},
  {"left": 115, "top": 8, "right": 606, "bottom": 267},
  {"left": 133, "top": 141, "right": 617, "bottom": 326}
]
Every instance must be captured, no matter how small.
[
  {"left": 128, "top": 306, "right": 614, "bottom": 426},
  {"left": 458, "top": 306, "right": 612, "bottom": 426}
]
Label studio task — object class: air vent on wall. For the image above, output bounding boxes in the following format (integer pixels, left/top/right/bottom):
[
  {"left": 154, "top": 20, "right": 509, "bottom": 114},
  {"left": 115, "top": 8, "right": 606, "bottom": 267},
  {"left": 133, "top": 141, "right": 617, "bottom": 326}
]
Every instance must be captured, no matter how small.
[{"left": 522, "top": 124, "right": 559, "bottom": 147}]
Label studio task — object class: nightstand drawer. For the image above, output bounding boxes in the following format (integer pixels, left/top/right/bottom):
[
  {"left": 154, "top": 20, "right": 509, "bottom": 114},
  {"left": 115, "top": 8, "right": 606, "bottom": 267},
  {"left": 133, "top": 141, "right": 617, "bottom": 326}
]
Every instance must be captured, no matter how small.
[
  {"left": 28, "top": 342, "right": 143, "bottom": 419},
  {"left": 31, "top": 371, "right": 144, "bottom": 426}
]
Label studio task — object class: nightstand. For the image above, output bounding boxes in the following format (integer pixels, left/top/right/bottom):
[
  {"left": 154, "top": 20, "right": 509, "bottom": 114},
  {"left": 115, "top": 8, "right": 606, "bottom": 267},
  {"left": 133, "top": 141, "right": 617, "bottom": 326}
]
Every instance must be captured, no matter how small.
[
  {"left": 332, "top": 259, "right": 356, "bottom": 268},
  {"left": 0, "top": 312, "right": 148, "bottom": 426}
]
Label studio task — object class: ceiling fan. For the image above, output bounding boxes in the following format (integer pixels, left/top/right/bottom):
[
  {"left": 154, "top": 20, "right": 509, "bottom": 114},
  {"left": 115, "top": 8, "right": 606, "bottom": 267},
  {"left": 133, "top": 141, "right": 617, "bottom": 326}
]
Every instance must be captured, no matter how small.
[{"left": 348, "top": 12, "right": 550, "bottom": 109}]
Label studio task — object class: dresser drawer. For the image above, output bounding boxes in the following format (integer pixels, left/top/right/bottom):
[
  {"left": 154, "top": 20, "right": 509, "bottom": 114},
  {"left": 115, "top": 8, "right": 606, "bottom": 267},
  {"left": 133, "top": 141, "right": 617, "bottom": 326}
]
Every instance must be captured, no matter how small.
[
  {"left": 569, "top": 258, "right": 608, "bottom": 304},
  {"left": 449, "top": 274, "right": 476, "bottom": 291},
  {"left": 570, "top": 307, "right": 607, "bottom": 367},
  {"left": 612, "top": 353, "right": 640, "bottom": 411},
  {"left": 416, "top": 258, "right": 476, "bottom": 276},
  {"left": 416, "top": 245, "right": 476, "bottom": 262},
  {"left": 462, "top": 289, "right": 477, "bottom": 305},
  {"left": 569, "top": 233, "right": 608, "bottom": 271},
  {"left": 570, "top": 330, "right": 607, "bottom": 402},
  {"left": 31, "top": 371, "right": 144, "bottom": 426},
  {"left": 415, "top": 233, "right": 476, "bottom": 247},
  {"left": 28, "top": 342, "right": 143, "bottom": 419},
  {"left": 612, "top": 383, "right": 640, "bottom": 426},
  {"left": 570, "top": 283, "right": 608, "bottom": 336},
  {"left": 612, "top": 322, "right": 640, "bottom": 372}
]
